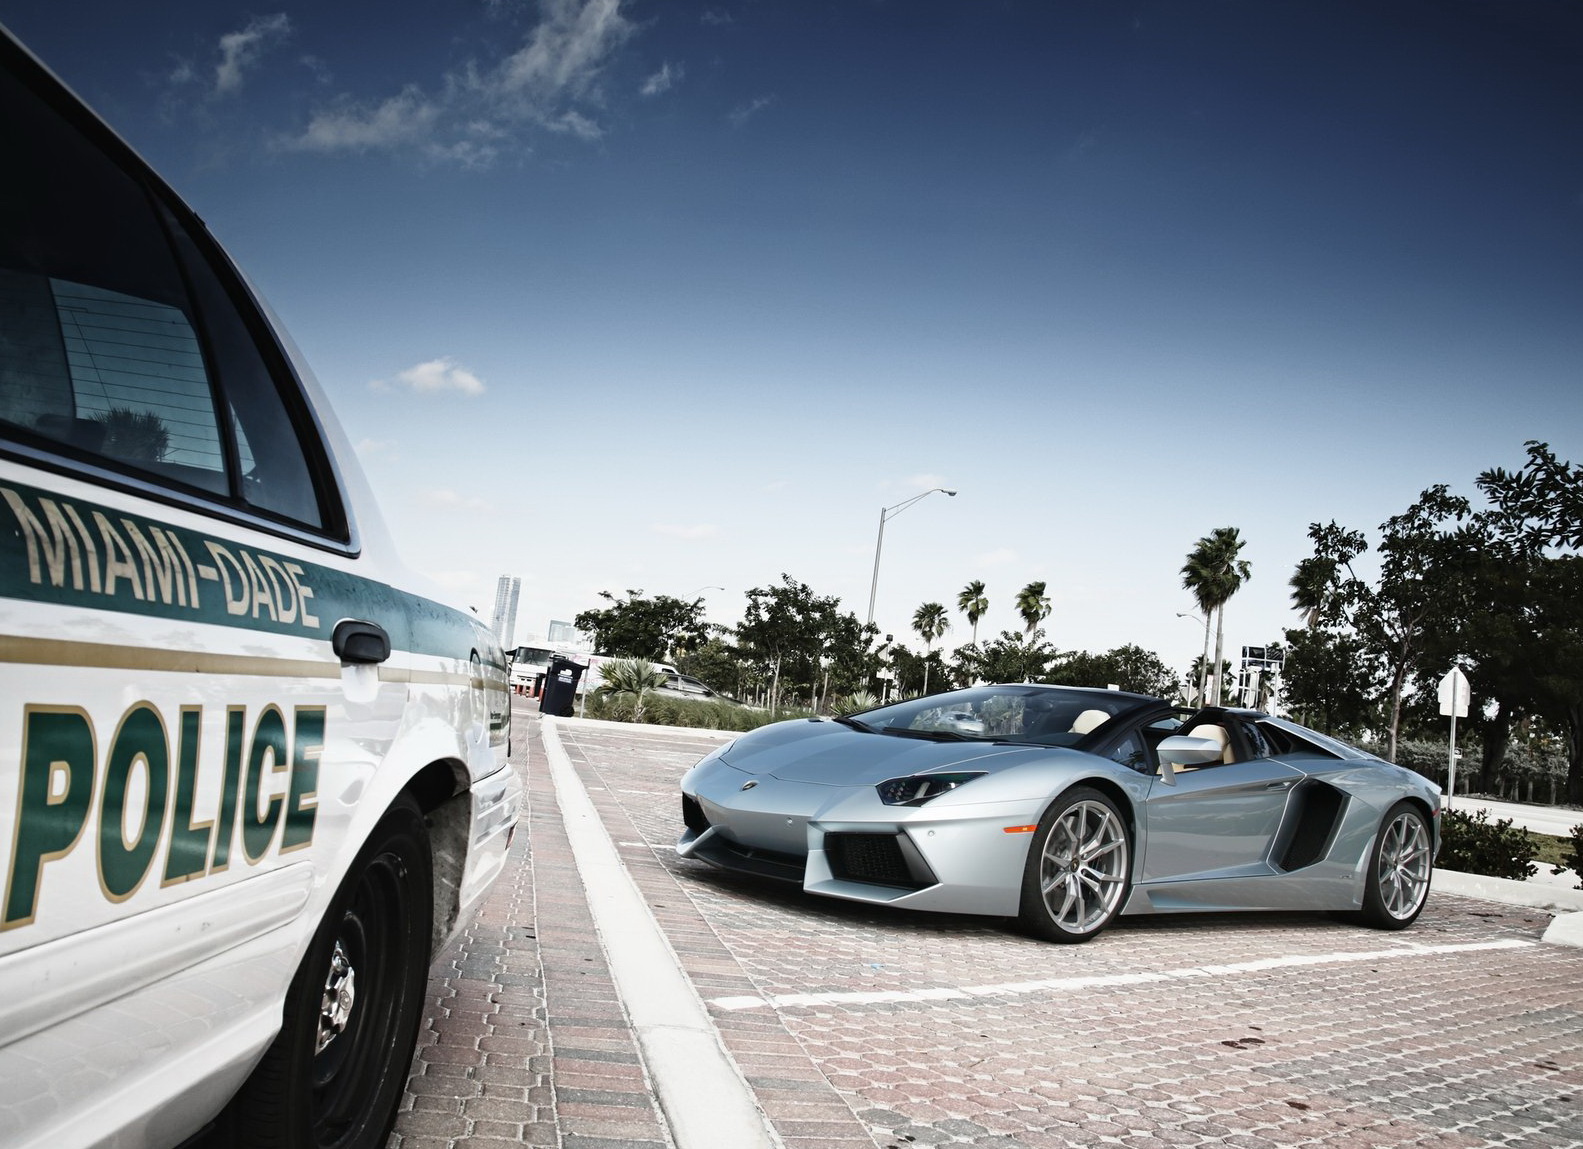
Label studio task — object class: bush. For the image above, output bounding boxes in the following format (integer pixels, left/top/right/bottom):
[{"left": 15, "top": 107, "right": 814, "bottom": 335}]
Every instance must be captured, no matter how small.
[
  {"left": 578, "top": 691, "right": 807, "bottom": 732},
  {"left": 831, "top": 691, "right": 879, "bottom": 715},
  {"left": 1437, "top": 808, "right": 1538, "bottom": 880},
  {"left": 1555, "top": 822, "right": 1583, "bottom": 890}
]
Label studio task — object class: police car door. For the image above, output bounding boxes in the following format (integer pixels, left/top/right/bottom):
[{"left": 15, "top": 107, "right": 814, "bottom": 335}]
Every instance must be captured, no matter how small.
[{"left": 0, "top": 44, "right": 408, "bottom": 1144}]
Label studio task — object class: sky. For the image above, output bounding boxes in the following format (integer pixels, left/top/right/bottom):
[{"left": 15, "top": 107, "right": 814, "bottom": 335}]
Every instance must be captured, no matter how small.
[{"left": 5, "top": 0, "right": 1581, "bottom": 679}]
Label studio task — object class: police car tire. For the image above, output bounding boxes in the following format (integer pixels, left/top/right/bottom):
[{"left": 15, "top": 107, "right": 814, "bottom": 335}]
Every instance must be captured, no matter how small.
[{"left": 219, "top": 794, "right": 433, "bottom": 1149}]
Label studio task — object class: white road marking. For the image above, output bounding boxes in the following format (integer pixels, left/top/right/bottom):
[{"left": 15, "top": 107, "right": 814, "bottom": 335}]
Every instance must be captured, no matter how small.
[
  {"left": 542, "top": 719, "right": 782, "bottom": 1149},
  {"left": 708, "top": 937, "right": 1535, "bottom": 1012}
]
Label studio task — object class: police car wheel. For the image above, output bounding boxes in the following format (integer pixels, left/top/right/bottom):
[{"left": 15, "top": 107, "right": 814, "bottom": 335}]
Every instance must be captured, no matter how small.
[{"left": 220, "top": 795, "right": 433, "bottom": 1148}]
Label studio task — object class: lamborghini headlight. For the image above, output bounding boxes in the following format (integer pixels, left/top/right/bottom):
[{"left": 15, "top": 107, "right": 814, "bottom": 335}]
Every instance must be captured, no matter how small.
[{"left": 875, "top": 772, "right": 987, "bottom": 807}]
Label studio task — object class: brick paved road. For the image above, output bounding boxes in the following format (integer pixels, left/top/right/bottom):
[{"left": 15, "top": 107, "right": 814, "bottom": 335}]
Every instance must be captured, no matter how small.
[{"left": 392, "top": 715, "right": 1583, "bottom": 1149}]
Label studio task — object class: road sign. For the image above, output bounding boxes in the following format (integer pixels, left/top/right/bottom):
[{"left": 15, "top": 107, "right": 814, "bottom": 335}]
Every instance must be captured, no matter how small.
[
  {"left": 1439, "top": 666, "right": 1470, "bottom": 808},
  {"left": 1438, "top": 667, "right": 1470, "bottom": 718}
]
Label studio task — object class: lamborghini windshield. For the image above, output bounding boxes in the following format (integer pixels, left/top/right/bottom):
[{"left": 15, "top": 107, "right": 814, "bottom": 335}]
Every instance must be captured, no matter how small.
[{"left": 850, "top": 685, "right": 1158, "bottom": 746}]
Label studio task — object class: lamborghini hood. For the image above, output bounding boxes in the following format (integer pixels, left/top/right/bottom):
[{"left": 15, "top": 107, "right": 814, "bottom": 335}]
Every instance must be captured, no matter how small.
[{"left": 716, "top": 717, "right": 1044, "bottom": 785}]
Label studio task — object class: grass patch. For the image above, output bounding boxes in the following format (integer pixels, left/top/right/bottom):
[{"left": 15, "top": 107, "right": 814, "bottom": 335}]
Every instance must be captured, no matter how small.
[{"left": 1529, "top": 830, "right": 1573, "bottom": 870}]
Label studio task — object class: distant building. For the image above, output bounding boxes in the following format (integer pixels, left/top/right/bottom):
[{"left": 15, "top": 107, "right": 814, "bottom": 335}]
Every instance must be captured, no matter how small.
[
  {"left": 490, "top": 576, "right": 521, "bottom": 649},
  {"left": 547, "top": 619, "right": 581, "bottom": 645}
]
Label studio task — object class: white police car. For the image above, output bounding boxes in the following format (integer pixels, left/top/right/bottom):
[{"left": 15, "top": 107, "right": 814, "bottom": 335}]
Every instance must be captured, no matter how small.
[{"left": 0, "top": 27, "right": 522, "bottom": 1149}]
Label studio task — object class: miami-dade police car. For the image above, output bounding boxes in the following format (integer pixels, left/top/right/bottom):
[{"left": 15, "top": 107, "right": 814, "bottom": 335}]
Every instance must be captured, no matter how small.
[{"left": 0, "top": 27, "right": 522, "bottom": 1149}]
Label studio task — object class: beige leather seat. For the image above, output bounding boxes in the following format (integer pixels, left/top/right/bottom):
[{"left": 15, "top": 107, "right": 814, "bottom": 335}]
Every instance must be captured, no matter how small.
[
  {"left": 1185, "top": 723, "right": 1235, "bottom": 765},
  {"left": 1069, "top": 708, "right": 1111, "bottom": 735}
]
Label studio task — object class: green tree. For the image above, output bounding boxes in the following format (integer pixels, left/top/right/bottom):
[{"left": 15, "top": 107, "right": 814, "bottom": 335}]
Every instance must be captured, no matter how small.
[
  {"left": 1015, "top": 581, "right": 1051, "bottom": 637},
  {"left": 888, "top": 643, "right": 946, "bottom": 698},
  {"left": 1052, "top": 645, "right": 1180, "bottom": 698},
  {"left": 956, "top": 580, "right": 988, "bottom": 645},
  {"left": 675, "top": 637, "right": 748, "bottom": 699},
  {"left": 1181, "top": 528, "right": 1252, "bottom": 706},
  {"left": 1364, "top": 488, "right": 1471, "bottom": 763},
  {"left": 1302, "top": 490, "right": 1469, "bottom": 763},
  {"left": 737, "top": 574, "right": 870, "bottom": 713},
  {"left": 574, "top": 589, "right": 711, "bottom": 661},
  {"left": 912, "top": 602, "right": 949, "bottom": 694},
  {"left": 1410, "top": 533, "right": 1532, "bottom": 792},
  {"left": 955, "top": 630, "right": 1058, "bottom": 686},
  {"left": 1280, "top": 626, "right": 1379, "bottom": 736},
  {"left": 1470, "top": 442, "right": 1583, "bottom": 801},
  {"left": 1477, "top": 440, "right": 1583, "bottom": 551},
  {"left": 816, "top": 611, "right": 880, "bottom": 712}
]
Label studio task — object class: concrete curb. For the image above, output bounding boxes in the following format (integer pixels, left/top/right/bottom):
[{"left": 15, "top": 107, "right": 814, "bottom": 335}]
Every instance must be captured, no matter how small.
[
  {"left": 539, "top": 718, "right": 782, "bottom": 1149},
  {"left": 1434, "top": 867, "right": 1583, "bottom": 948}
]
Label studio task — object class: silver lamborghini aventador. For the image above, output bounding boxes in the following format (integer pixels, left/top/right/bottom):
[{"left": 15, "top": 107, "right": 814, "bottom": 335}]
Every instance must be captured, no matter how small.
[{"left": 676, "top": 684, "right": 1441, "bottom": 943}]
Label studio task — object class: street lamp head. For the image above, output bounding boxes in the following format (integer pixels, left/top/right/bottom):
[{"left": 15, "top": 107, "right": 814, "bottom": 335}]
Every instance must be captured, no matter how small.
[{"left": 943, "top": 489, "right": 957, "bottom": 496}]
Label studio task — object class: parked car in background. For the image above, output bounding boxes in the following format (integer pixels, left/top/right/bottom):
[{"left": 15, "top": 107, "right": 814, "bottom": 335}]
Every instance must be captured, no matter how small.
[
  {"left": 0, "top": 27, "right": 521, "bottom": 1149},
  {"left": 654, "top": 671, "right": 739, "bottom": 704}
]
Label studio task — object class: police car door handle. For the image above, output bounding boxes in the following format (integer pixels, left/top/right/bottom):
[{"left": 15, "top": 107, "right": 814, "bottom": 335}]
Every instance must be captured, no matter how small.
[{"left": 332, "top": 619, "right": 392, "bottom": 665}]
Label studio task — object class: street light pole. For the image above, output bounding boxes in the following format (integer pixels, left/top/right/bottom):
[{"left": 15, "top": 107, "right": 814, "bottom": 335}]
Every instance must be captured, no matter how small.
[
  {"left": 1177, "top": 611, "right": 1210, "bottom": 707},
  {"left": 866, "top": 488, "right": 957, "bottom": 627}
]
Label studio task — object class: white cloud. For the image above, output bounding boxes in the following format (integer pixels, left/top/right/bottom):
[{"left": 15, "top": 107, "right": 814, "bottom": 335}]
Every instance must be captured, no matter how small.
[
  {"left": 493, "top": 0, "right": 633, "bottom": 103},
  {"left": 544, "top": 109, "right": 603, "bottom": 140},
  {"left": 280, "top": 0, "right": 635, "bottom": 165},
  {"left": 287, "top": 87, "right": 442, "bottom": 153},
  {"left": 652, "top": 523, "right": 719, "bottom": 540},
  {"left": 641, "top": 61, "right": 683, "bottom": 97},
  {"left": 214, "top": 14, "right": 292, "bottom": 97},
  {"left": 728, "top": 94, "right": 775, "bottom": 127},
  {"left": 372, "top": 357, "right": 487, "bottom": 396}
]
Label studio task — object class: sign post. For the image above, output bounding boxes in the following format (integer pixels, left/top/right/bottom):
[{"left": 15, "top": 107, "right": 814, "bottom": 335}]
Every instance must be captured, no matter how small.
[{"left": 1438, "top": 666, "right": 1471, "bottom": 808}]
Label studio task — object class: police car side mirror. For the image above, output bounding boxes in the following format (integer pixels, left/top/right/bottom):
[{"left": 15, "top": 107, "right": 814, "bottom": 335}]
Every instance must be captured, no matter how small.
[{"left": 333, "top": 619, "right": 391, "bottom": 665}]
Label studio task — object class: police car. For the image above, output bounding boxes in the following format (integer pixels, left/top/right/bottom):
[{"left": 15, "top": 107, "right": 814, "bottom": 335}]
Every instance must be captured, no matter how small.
[{"left": 0, "top": 27, "right": 522, "bottom": 1149}]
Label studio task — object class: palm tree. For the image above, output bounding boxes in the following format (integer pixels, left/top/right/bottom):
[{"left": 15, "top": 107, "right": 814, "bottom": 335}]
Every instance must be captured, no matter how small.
[
  {"left": 1015, "top": 581, "right": 1051, "bottom": 638},
  {"left": 1180, "top": 528, "right": 1252, "bottom": 706},
  {"left": 956, "top": 580, "right": 988, "bottom": 645},
  {"left": 95, "top": 406, "right": 170, "bottom": 462},
  {"left": 595, "top": 658, "right": 667, "bottom": 722},
  {"left": 912, "top": 602, "right": 949, "bottom": 694},
  {"left": 1288, "top": 556, "right": 1335, "bottom": 629}
]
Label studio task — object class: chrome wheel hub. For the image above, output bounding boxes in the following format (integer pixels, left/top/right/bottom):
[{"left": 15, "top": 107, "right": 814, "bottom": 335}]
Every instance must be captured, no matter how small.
[
  {"left": 1040, "top": 800, "right": 1128, "bottom": 933},
  {"left": 1378, "top": 812, "right": 1431, "bottom": 919},
  {"left": 317, "top": 939, "right": 357, "bottom": 1054}
]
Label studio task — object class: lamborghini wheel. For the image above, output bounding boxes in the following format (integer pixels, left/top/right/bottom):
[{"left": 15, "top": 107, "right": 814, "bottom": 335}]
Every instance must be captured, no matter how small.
[
  {"left": 1017, "top": 787, "right": 1131, "bottom": 943},
  {"left": 1357, "top": 800, "right": 1432, "bottom": 929}
]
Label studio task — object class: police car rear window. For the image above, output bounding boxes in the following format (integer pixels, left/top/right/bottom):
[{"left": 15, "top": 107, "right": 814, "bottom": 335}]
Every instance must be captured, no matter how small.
[{"left": 0, "top": 54, "right": 340, "bottom": 538}]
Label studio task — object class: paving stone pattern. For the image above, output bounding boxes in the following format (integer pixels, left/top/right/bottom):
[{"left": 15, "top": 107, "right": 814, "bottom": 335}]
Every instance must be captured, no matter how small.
[
  {"left": 553, "top": 720, "right": 1583, "bottom": 1149},
  {"left": 391, "top": 714, "right": 671, "bottom": 1149}
]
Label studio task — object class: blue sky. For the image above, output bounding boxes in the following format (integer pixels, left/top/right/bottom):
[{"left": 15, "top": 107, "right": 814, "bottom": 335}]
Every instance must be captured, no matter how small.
[{"left": 6, "top": 0, "right": 1581, "bottom": 677}]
